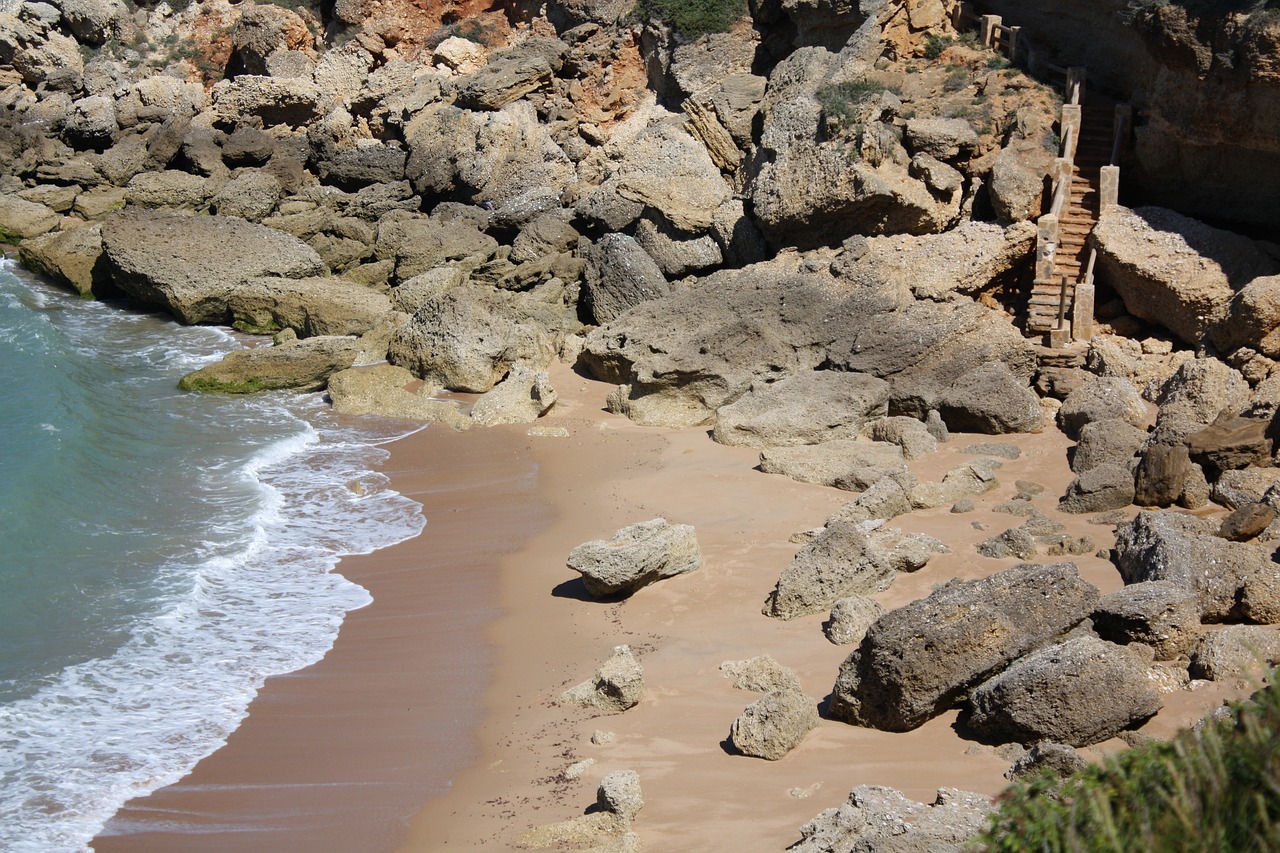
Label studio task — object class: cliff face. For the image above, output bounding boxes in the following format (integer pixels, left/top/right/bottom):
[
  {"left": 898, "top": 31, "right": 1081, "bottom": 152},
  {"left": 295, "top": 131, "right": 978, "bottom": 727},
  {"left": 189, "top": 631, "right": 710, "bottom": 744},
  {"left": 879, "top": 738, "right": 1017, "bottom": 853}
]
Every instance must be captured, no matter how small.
[{"left": 980, "top": 0, "right": 1280, "bottom": 233}]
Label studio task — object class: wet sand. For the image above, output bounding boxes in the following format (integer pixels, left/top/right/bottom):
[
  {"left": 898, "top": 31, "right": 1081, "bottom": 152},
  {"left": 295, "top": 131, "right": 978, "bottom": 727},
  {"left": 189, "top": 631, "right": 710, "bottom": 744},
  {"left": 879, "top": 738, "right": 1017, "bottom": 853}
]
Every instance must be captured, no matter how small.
[{"left": 94, "top": 362, "right": 1256, "bottom": 852}]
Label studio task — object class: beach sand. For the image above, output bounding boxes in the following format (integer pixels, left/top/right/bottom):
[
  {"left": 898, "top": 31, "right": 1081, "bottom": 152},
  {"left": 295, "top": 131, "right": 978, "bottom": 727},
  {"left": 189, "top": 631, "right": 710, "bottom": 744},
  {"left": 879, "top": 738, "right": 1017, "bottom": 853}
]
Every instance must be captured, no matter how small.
[{"left": 94, "top": 362, "right": 1255, "bottom": 852}]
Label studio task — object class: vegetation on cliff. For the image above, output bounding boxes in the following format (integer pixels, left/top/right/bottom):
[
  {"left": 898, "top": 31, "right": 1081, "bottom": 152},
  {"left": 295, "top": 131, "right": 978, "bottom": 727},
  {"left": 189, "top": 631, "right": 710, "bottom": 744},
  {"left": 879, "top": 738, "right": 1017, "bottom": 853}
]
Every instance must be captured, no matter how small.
[{"left": 982, "top": 677, "right": 1280, "bottom": 853}]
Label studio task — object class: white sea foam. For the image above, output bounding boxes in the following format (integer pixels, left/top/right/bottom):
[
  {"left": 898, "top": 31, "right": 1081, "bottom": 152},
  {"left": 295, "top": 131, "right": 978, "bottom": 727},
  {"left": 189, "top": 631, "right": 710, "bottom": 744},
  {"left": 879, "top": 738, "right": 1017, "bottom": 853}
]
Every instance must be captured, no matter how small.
[{"left": 0, "top": 264, "right": 427, "bottom": 852}]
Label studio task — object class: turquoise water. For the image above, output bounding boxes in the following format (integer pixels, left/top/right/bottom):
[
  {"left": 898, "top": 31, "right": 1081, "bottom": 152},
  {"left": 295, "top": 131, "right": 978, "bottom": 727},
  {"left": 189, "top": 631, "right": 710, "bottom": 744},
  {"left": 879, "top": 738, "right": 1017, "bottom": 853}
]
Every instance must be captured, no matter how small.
[{"left": 0, "top": 259, "right": 425, "bottom": 852}]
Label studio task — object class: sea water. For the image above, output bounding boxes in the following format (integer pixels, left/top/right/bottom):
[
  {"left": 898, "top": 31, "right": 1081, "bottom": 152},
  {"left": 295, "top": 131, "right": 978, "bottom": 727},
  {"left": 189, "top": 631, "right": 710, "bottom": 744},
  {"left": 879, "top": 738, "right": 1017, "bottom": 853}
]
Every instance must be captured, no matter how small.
[{"left": 0, "top": 258, "right": 425, "bottom": 852}]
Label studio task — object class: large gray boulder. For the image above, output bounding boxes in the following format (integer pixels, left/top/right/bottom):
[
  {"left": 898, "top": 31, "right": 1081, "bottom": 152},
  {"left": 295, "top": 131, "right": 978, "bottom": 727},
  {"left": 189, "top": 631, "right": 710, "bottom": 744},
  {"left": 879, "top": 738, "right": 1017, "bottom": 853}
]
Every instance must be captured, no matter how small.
[
  {"left": 566, "top": 518, "right": 701, "bottom": 598},
  {"left": 1093, "top": 581, "right": 1202, "bottom": 661},
  {"left": 226, "top": 277, "right": 392, "bottom": 337},
  {"left": 1113, "top": 510, "right": 1279, "bottom": 622},
  {"left": 178, "top": 336, "right": 361, "bottom": 394},
  {"left": 325, "top": 363, "right": 471, "bottom": 428},
  {"left": 830, "top": 562, "right": 1100, "bottom": 732},
  {"left": 989, "top": 144, "right": 1051, "bottom": 223},
  {"left": 469, "top": 363, "right": 557, "bottom": 426},
  {"left": 1189, "top": 626, "right": 1280, "bottom": 681},
  {"left": 579, "top": 233, "right": 669, "bottom": 325},
  {"left": 1059, "top": 461, "right": 1136, "bottom": 514},
  {"left": 1073, "top": 418, "right": 1148, "bottom": 474},
  {"left": 387, "top": 287, "right": 562, "bottom": 392},
  {"left": 1057, "top": 376, "right": 1147, "bottom": 439},
  {"left": 759, "top": 439, "right": 907, "bottom": 492},
  {"left": 792, "top": 786, "right": 992, "bottom": 853},
  {"left": 966, "top": 637, "right": 1162, "bottom": 747},
  {"left": 101, "top": 209, "right": 325, "bottom": 324},
  {"left": 728, "top": 690, "right": 819, "bottom": 760},
  {"left": 713, "top": 372, "right": 891, "bottom": 447},
  {"left": 935, "top": 362, "right": 1043, "bottom": 435},
  {"left": 1092, "top": 205, "right": 1279, "bottom": 345},
  {"left": 764, "top": 521, "right": 944, "bottom": 620}
]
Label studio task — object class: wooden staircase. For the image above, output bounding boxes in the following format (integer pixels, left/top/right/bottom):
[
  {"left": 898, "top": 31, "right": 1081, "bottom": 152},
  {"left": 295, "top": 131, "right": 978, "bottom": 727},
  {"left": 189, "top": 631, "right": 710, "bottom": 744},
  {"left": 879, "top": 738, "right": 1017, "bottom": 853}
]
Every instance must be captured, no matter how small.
[{"left": 1027, "top": 104, "right": 1113, "bottom": 335}]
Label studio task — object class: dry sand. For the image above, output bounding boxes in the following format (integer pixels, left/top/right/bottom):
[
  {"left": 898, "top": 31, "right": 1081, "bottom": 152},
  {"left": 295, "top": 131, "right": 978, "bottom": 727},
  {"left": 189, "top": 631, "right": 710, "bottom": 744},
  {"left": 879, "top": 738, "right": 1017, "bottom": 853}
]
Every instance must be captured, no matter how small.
[{"left": 94, "top": 361, "right": 1256, "bottom": 852}]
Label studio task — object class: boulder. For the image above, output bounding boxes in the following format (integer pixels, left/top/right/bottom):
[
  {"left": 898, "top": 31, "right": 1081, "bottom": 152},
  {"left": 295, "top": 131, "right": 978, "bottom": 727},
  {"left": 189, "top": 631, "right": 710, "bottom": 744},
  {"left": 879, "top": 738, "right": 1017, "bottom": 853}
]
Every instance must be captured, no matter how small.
[
  {"left": 1057, "top": 376, "right": 1147, "bottom": 439},
  {"left": 0, "top": 194, "right": 60, "bottom": 240},
  {"left": 904, "top": 118, "right": 980, "bottom": 161},
  {"left": 765, "top": 522, "right": 906, "bottom": 620},
  {"left": 1219, "top": 503, "right": 1278, "bottom": 542},
  {"left": 936, "top": 362, "right": 1043, "bottom": 434},
  {"left": 225, "top": 277, "right": 392, "bottom": 337},
  {"left": 211, "top": 76, "right": 324, "bottom": 128},
  {"left": 713, "top": 372, "right": 890, "bottom": 447},
  {"left": 720, "top": 655, "right": 803, "bottom": 694},
  {"left": 1060, "top": 462, "right": 1136, "bottom": 514},
  {"left": 18, "top": 224, "right": 107, "bottom": 297},
  {"left": 1005, "top": 742, "right": 1088, "bottom": 781},
  {"left": 325, "top": 363, "right": 471, "bottom": 429},
  {"left": 1092, "top": 205, "right": 1279, "bottom": 345},
  {"left": 862, "top": 416, "right": 938, "bottom": 459},
  {"left": 1154, "top": 357, "right": 1250, "bottom": 428},
  {"left": 989, "top": 144, "right": 1051, "bottom": 223},
  {"left": 966, "top": 637, "right": 1162, "bottom": 747},
  {"left": 728, "top": 690, "right": 819, "bottom": 760},
  {"left": 1215, "top": 274, "right": 1280, "bottom": 358},
  {"left": 828, "top": 472, "right": 917, "bottom": 524},
  {"left": 792, "top": 786, "right": 992, "bottom": 853},
  {"left": 566, "top": 518, "right": 702, "bottom": 598},
  {"left": 228, "top": 4, "right": 313, "bottom": 76},
  {"left": 1213, "top": 469, "right": 1280, "bottom": 510},
  {"left": 455, "top": 38, "right": 566, "bottom": 111},
  {"left": 830, "top": 562, "right": 1100, "bottom": 731},
  {"left": 316, "top": 146, "right": 407, "bottom": 191},
  {"left": 759, "top": 439, "right": 908, "bottom": 491},
  {"left": 209, "top": 171, "right": 283, "bottom": 222},
  {"left": 1073, "top": 418, "right": 1147, "bottom": 474},
  {"left": 387, "top": 287, "right": 561, "bottom": 392},
  {"left": 1113, "top": 510, "right": 1278, "bottom": 621},
  {"left": 1134, "top": 442, "right": 1197, "bottom": 508},
  {"left": 825, "top": 595, "right": 886, "bottom": 645},
  {"left": 456, "top": 102, "right": 575, "bottom": 208},
  {"left": 1092, "top": 580, "right": 1201, "bottom": 661},
  {"left": 1186, "top": 415, "right": 1273, "bottom": 476},
  {"left": 633, "top": 216, "right": 723, "bottom": 278},
  {"left": 101, "top": 209, "right": 326, "bottom": 324},
  {"left": 63, "top": 95, "right": 117, "bottom": 149},
  {"left": 1189, "top": 626, "right": 1280, "bottom": 681},
  {"left": 377, "top": 216, "right": 499, "bottom": 283},
  {"left": 59, "top": 0, "right": 128, "bottom": 45},
  {"left": 469, "top": 363, "right": 557, "bottom": 426},
  {"left": 579, "top": 233, "right": 669, "bottom": 325},
  {"left": 559, "top": 645, "right": 644, "bottom": 712},
  {"left": 403, "top": 104, "right": 478, "bottom": 198},
  {"left": 124, "top": 171, "right": 218, "bottom": 210},
  {"left": 178, "top": 336, "right": 361, "bottom": 394},
  {"left": 597, "top": 770, "right": 644, "bottom": 822}
]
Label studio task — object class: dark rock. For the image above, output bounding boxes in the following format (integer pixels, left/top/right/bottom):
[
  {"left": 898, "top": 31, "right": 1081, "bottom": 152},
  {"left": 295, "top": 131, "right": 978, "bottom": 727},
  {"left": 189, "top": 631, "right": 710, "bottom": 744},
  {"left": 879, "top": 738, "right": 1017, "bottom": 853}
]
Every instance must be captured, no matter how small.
[
  {"left": 1092, "top": 580, "right": 1201, "bottom": 660},
  {"left": 1219, "top": 503, "right": 1278, "bottom": 542},
  {"left": 317, "top": 145, "right": 408, "bottom": 190},
  {"left": 1134, "top": 442, "right": 1195, "bottom": 507},
  {"left": 1186, "top": 415, "right": 1273, "bottom": 476},
  {"left": 579, "top": 233, "right": 669, "bottom": 325}
]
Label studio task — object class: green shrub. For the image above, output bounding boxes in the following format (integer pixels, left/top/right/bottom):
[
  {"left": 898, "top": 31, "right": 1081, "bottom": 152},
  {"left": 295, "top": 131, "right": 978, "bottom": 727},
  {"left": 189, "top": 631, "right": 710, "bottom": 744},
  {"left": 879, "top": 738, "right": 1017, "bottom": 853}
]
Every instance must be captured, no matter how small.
[
  {"left": 981, "top": 680, "right": 1280, "bottom": 853},
  {"left": 923, "top": 32, "right": 951, "bottom": 59},
  {"left": 632, "top": 0, "right": 748, "bottom": 40},
  {"left": 815, "top": 78, "right": 900, "bottom": 127}
]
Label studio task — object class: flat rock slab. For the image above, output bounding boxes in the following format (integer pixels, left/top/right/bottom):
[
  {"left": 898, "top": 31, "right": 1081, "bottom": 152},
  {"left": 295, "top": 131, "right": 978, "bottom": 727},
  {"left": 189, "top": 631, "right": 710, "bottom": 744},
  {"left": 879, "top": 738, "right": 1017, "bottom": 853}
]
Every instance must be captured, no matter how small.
[
  {"left": 759, "top": 439, "right": 907, "bottom": 491},
  {"left": 567, "top": 518, "right": 701, "bottom": 598},
  {"left": 178, "top": 336, "right": 360, "bottom": 394},
  {"left": 227, "top": 276, "right": 392, "bottom": 337},
  {"left": 713, "top": 371, "right": 890, "bottom": 448}
]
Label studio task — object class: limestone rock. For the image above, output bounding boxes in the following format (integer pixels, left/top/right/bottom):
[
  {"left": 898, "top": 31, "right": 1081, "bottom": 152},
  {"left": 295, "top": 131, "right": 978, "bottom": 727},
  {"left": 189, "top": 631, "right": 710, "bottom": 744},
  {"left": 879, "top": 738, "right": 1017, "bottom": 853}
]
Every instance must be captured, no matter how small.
[
  {"left": 0, "top": 194, "right": 60, "bottom": 240},
  {"left": 211, "top": 76, "right": 323, "bottom": 128},
  {"left": 720, "top": 655, "right": 803, "bottom": 694},
  {"left": 470, "top": 363, "right": 557, "bottom": 426},
  {"left": 1213, "top": 469, "right": 1280, "bottom": 510},
  {"left": 792, "top": 786, "right": 992, "bottom": 853},
  {"left": 456, "top": 38, "right": 566, "bottom": 111},
  {"left": 1093, "top": 205, "right": 1279, "bottom": 345},
  {"left": 1215, "top": 274, "right": 1280, "bottom": 358},
  {"left": 989, "top": 144, "right": 1051, "bottom": 223},
  {"left": 967, "top": 638, "right": 1162, "bottom": 747},
  {"left": 1154, "top": 357, "right": 1250, "bottom": 428},
  {"left": 326, "top": 364, "right": 471, "bottom": 428},
  {"left": 830, "top": 472, "right": 917, "bottom": 525},
  {"left": 1096, "top": 580, "right": 1200, "bottom": 665},
  {"left": 1005, "top": 742, "right": 1088, "bottom": 781},
  {"left": 759, "top": 439, "right": 907, "bottom": 492},
  {"left": 210, "top": 171, "right": 282, "bottom": 222},
  {"left": 378, "top": 216, "right": 499, "bottom": 283},
  {"left": 825, "top": 595, "right": 885, "bottom": 646},
  {"left": 1060, "top": 462, "right": 1136, "bottom": 514},
  {"left": 1190, "top": 626, "right": 1280, "bottom": 681},
  {"left": 936, "top": 362, "right": 1043, "bottom": 434},
  {"left": 597, "top": 770, "right": 643, "bottom": 821},
  {"left": 1186, "top": 415, "right": 1273, "bottom": 476},
  {"left": 714, "top": 372, "right": 890, "bottom": 448},
  {"left": 909, "top": 459, "right": 1001, "bottom": 509},
  {"left": 766, "top": 522, "right": 887, "bottom": 620},
  {"left": 18, "top": 224, "right": 107, "bottom": 297},
  {"left": 904, "top": 118, "right": 980, "bottom": 161},
  {"left": 178, "top": 336, "right": 361, "bottom": 394},
  {"left": 729, "top": 690, "right": 819, "bottom": 760},
  {"left": 566, "top": 518, "right": 701, "bottom": 598},
  {"left": 579, "top": 233, "right": 669, "bottom": 325},
  {"left": 1057, "top": 376, "right": 1147, "bottom": 439},
  {"left": 862, "top": 416, "right": 937, "bottom": 459},
  {"left": 102, "top": 209, "right": 325, "bottom": 324},
  {"left": 226, "top": 277, "right": 392, "bottom": 338},
  {"left": 1134, "top": 442, "right": 1196, "bottom": 508},
  {"left": 830, "top": 562, "right": 1100, "bottom": 732},
  {"left": 559, "top": 645, "right": 644, "bottom": 712},
  {"left": 1073, "top": 418, "right": 1148, "bottom": 474}
]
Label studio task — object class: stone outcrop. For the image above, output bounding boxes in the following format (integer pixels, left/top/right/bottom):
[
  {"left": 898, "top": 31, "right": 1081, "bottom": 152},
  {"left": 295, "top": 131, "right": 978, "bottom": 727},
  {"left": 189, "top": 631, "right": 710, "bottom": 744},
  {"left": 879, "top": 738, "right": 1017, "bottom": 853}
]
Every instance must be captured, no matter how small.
[
  {"left": 966, "top": 637, "right": 1162, "bottom": 747},
  {"left": 712, "top": 372, "right": 891, "bottom": 447},
  {"left": 1057, "top": 376, "right": 1148, "bottom": 440},
  {"left": 469, "top": 363, "right": 557, "bottom": 426},
  {"left": 1092, "top": 580, "right": 1201, "bottom": 661},
  {"left": 18, "top": 224, "right": 107, "bottom": 297},
  {"left": 830, "top": 562, "right": 1100, "bottom": 732},
  {"left": 1190, "top": 626, "right": 1280, "bottom": 681},
  {"left": 101, "top": 209, "right": 325, "bottom": 324},
  {"left": 728, "top": 690, "right": 819, "bottom": 760},
  {"left": 325, "top": 363, "right": 472, "bottom": 429},
  {"left": 935, "top": 362, "right": 1043, "bottom": 435},
  {"left": 178, "top": 336, "right": 361, "bottom": 394},
  {"left": 559, "top": 645, "right": 644, "bottom": 712},
  {"left": 759, "top": 439, "right": 908, "bottom": 492},
  {"left": 578, "top": 232, "right": 670, "bottom": 325},
  {"left": 226, "top": 277, "right": 392, "bottom": 337},
  {"left": 566, "top": 518, "right": 701, "bottom": 598},
  {"left": 792, "top": 786, "right": 992, "bottom": 853}
]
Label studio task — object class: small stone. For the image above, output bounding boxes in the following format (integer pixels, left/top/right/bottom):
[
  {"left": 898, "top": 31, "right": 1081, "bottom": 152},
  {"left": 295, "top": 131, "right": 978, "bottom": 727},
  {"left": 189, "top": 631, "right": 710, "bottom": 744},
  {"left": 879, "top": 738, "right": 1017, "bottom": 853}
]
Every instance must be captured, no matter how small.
[
  {"left": 961, "top": 442, "right": 1021, "bottom": 459},
  {"left": 950, "top": 498, "right": 974, "bottom": 513},
  {"left": 565, "top": 758, "right": 596, "bottom": 779},
  {"left": 597, "top": 770, "right": 644, "bottom": 821},
  {"left": 591, "top": 730, "right": 616, "bottom": 746}
]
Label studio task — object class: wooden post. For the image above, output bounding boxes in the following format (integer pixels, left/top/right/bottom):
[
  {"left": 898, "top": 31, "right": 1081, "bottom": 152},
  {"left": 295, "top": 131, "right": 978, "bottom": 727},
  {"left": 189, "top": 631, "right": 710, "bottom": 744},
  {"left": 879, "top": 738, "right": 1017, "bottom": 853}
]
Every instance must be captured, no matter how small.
[
  {"left": 1072, "top": 281, "right": 1095, "bottom": 342},
  {"left": 982, "top": 14, "right": 1002, "bottom": 48}
]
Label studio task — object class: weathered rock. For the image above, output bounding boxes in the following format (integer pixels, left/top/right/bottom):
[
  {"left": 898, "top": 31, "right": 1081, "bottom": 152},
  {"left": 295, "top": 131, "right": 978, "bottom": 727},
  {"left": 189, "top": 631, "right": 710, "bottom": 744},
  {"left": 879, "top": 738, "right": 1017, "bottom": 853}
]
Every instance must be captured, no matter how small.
[
  {"left": 1186, "top": 415, "right": 1273, "bottom": 475},
  {"left": 713, "top": 372, "right": 890, "bottom": 448},
  {"left": 825, "top": 595, "right": 885, "bottom": 646},
  {"left": 792, "top": 786, "right": 992, "bottom": 853},
  {"left": 1113, "top": 510, "right": 1278, "bottom": 621},
  {"left": 862, "top": 416, "right": 937, "bottom": 459},
  {"left": 1135, "top": 442, "right": 1196, "bottom": 508},
  {"left": 457, "top": 102, "right": 576, "bottom": 207},
  {"left": 211, "top": 76, "right": 323, "bottom": 128},
  {"left": 228, "top": 4, "right": 313, "bottom": 76},
  {"left": 1215, "top": 274, "right": 1280, "bottom": 358},
  {"left": 729, "top": 690, "right": 819, "bottom": 760},
  {"left": 59, "top": 0, "right": 128, "bottom": 46},
  {"left": 559, "top": 645, "right": 644, "bottom": 712},
  {"left": 387, "top": 287, "right": 561, "bottom": 392},
  {"left": 765, "top": 522, "right": 910, "bottom": 620},
  {"left": 225, "top": 277, "right": 391, "bottom": 338},
  {"left": 597, "top": 770, "right": 643, "bottom": 821},
  {"left": 378, "top": 216, "right": 499, "bottom": 283},
  {"left": 1060, "top": 462, "right": 1136, "bottom": 514},
  {"left": 909, "top": 459, "right": 1001, "bottom": 509},
  {"left": 101, "top": 209, "right": 326, "bottom": 324},
  {"left": 1073, "top": 418, "right": 1148, "bottom": 475},
  {"left": 904, "top": 118, "right": 980, "bottom": 161},
  {"left": 566, "top": 518, "right": 701, "bottom": 598},
  {"left": 966, "top": 637, "right": 1162, "bottom": 747},
  {"left": 325, "top": 363, "right": 471, "bottom": 428},
  {"left": 209, "top": 171, "right": 283, "bottom": 222},
  {"left": 1154, "top": 357, "right": 1250, "bottom": 428},
  {"left": 579, "top": 233, "right": 669, "bottom": 325},
  {"left": 18, "top": 224, "right": 107, "bottom": 297},
  {"left": 720, "top": 655, "right": 803, "bottom": 694},
  {"left": 63, "top": 95, "right": 117, "bottom": 149},
  {"left": 1219, "top": 503, "right": 1278, "bottom": 542},
  {"left": 178, "top": 336, "right": 361, "bottom": 394},
  {"left": 634, "top": 216, "right": 723, "bottom": 277},
  {"left": 0, "top": 194, "right": 60, "bottom": 240},
  {"left": 1093, "top": 205, "right": 1279, "bottom": 345},
  {"left": 124, "top": 171, "right": 218, "bottom": 211},
  {"left": 1057, "top": 376, "right": 1147, "bottom": 439},
  {"left": 828, "top": 471, "right": 917, "bottom": 524},
  {"left": 470, "top": 363, "right": 557, "bottom": 426},
  {"left": 1092, "top": 580, "right": 1201, "bottom": 661},
  {"left": 1189, "top": 626, "right": 1280, "bottom": 681},
  {"left": 456, "top": 38, "right": 566, "bottom": 110},
  {"left": 936, "top": 362, "right": 1043, "bottom": 434},
  {"left": 831, "top": 562, "right": 1100, "bottom": 732},
  {"left": 1213, "top": 469, "right": 1280, "bottom": 510},
  {"left": 760, "top": 439, "right": 908, "bottom": 492},
  {"left": 989, "top": 144, "right": 1051, "bottom": 223},
  {"left": 977, "top": 527, "right": 1039, "bottom": 560},
  {"left": 1005, "top": 742, "right": 1088, "bottom": 781}
]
